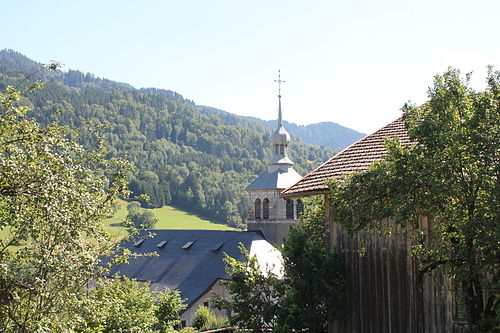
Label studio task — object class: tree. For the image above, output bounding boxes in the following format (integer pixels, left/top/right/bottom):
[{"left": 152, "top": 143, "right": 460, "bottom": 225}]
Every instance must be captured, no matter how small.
[
  {"left": 154, "top": 288, "right": 186, "bottom": 332},
  {"left": 0, "top": 71, "right": 132, "bottom": 331},
  {"left": 191, "top": 306, "right": 215, "bottom": 330},
  {"left": 191, "top": 305, "right": 229, "bottom": 331},
  {"left": 126, "top": 201, "right": 158, "bottom": 230},
  {"left": 77, "top": 275, "right": 186, "bottom": 333},
  {"left": 214, "top": 198, "right": 346, "bottom": 333},
  {"left": 77, "top": 275, "right": 158, "bottom": 333},
  {"left": 328, "top": 67, "right": 499, "bottom": 331},
  {"left": 127, "top": 210, "right": 158, "bottom": 229},
  {"left": 213, "top": 244, "right": 282, "bottom": 332},
  {"left": 279, "top": 196, "right": 345, "bottom": 332}
]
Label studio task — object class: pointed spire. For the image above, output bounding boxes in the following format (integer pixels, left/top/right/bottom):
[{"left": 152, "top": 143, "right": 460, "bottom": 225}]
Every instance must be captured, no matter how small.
[
  {"left": 274, "top": 70, "right": 285, "bottom": 128},
  {"left": 278, "top": 95, "right": 283, "bottom": 127}
]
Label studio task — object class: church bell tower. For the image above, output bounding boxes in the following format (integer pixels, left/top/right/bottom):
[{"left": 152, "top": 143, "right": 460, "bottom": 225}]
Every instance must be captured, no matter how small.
[{"left": 246, "top": 71, "right": 303, "bottom": 247}]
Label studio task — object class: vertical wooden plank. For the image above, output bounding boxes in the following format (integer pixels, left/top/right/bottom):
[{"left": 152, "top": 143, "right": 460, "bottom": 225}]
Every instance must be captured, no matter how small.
[
  {"left": 398, "top": 232, "right": 407, "bottom": 333},
  {"left": 384, "top": 235, "right": 391, "bottom": 333}
]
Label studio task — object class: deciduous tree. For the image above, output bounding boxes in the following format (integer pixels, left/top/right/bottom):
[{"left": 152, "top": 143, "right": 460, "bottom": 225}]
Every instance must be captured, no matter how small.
[
  {"left": 328, "top": 67, "right": 499, "bottom": 330},
  {"left": 0, "top": 71, "right": 131, "bottom": 332}
]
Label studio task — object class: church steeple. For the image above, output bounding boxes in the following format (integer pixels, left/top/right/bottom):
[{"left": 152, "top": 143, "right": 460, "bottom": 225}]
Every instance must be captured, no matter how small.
[
  {"left": 275, "top": 70, "right": 284, "bottom": 127},
  {"left": 245, "top": 70, "right": 303, "bottom": 247},
  {"left": 270, "top": 71, "right": 293, "bottom": 167}
]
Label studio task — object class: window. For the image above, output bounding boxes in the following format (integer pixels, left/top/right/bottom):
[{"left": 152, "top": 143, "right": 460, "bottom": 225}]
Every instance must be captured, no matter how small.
[
  {"left": 263, "top": 198, "right": 270, "bottom": 219},
  {"left": 296, "top": 199, "right": 304, "bottom": 218},
  {"left": 286, "top": 199, "right": 294, "bottom": 219},
  {"left": 255, "top": 198, "right": 261, "bottom": 220},
  {"left": 279, "top": 145, "right": 285, "bottom": 155}
]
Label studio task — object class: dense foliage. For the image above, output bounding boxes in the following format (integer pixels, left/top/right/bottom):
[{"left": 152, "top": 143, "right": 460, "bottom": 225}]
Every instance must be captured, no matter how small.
[
  {"left": 126, "top": 201, "right": 158, "bottom": 229},
  {"left": 215, "top": 198, "right": 346, "bottom": 332},
  {"left": 0, "top": 49, "right": 337, "bottom": 228},
  {"left": 328, "top": 68, "right": 499, "bottom": 331},
  {"left": 279, "top": 196, "right": 346, "bottom": 332},
  {"left": 191, "top": 305, "right": 228, "bottom": 331},
  {"left": 0, "top": 69, "right": 131, "bottom": 331},
  {"left": 0, "top": 67, "right": 189, "bottom": 333},
  {"left": 213, "top": 245, "right": 282, "bottom": 332}
]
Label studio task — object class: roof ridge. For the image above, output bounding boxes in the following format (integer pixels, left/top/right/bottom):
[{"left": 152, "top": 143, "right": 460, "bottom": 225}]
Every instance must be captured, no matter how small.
[{"left": 281, "top": 117, "right": 410, "bottom": 197}]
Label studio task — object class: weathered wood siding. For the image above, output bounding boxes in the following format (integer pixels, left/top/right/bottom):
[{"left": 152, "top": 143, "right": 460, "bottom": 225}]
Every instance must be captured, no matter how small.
[{"left": 325, "top": 198, "right": 466, "bottom": 333}]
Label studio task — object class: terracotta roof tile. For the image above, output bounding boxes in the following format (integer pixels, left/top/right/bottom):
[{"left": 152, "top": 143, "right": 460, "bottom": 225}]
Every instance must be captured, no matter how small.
[{"left": 281, "top": 117, "right": 412, "bottom": 197}]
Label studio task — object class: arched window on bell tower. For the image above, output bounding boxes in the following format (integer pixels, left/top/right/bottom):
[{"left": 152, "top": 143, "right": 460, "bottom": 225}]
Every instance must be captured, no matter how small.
[
  {"left": 255, "top": 198, "right": 261, "bottom": 220},
  {"left": 286, "top": 199, "right": 294, "bottom": 219},
  {"left": 296, "top": 199, "right": 304, "bottom": 218},
  {"left": 263, "top": 198, "right": 270, "bottom": 219}
]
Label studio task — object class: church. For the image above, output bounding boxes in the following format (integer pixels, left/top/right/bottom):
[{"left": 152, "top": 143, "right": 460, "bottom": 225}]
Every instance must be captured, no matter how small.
[{"left": 245, "top": 72, "right": 304, "bottom": 247}]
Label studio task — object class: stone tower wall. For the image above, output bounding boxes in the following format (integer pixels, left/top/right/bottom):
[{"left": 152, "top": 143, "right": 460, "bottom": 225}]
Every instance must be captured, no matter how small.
[{"left": 247, "top": 189, "right": 301, "bottom": 247}]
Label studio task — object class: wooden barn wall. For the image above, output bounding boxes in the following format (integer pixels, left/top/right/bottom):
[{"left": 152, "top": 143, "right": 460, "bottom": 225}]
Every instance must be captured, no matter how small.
[{"left": 324, "top": 197, "right": 466, "bottom": 333}]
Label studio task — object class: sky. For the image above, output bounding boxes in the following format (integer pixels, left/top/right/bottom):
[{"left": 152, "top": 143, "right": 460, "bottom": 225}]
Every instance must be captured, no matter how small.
[{"left": 2, "top": 0, "right": 499, "bottom": 134}]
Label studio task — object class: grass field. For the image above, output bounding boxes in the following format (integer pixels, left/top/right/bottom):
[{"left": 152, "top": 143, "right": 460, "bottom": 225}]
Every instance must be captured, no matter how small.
[
  {"left": 0, "top": 199, "right": 236, "bottom": 245},
  {"left": 103, "top": 199, "right": 236, "bottom": 238}
]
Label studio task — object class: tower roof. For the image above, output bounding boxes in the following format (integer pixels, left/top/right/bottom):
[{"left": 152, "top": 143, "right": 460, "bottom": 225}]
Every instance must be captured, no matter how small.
[
  {"left": 246, "top": 70, "right": 302, "bottom": 191},
  {"left": 271, "top": 95, "right": 291, "bottom": 145}
]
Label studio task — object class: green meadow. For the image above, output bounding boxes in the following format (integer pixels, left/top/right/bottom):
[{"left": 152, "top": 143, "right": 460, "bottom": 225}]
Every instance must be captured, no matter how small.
[
  {"left": 103, "top": 199, "right": 236, "bottom": 238},
  {"left": 0, "top": 199, "right": 236, "bottom": 245}
]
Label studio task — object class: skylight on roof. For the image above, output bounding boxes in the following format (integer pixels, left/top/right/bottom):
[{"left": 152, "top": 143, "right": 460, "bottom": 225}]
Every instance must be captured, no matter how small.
[
  {"left": 156, "top": 240, "right": 168, "bottom": 248},
  {"left": 133, "top": 239, "right": 145, "bottom": 247},
  {"left": 182, "top": 241, "right": 194, "bottom": 249},
  {"left": 211, "top": 241, "right": 226, "bottom": 252}
]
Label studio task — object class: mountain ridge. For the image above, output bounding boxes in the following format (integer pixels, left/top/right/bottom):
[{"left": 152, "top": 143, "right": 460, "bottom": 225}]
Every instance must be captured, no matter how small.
[{"left": 0, "top": 49, "right": 361, "bottom": 227}]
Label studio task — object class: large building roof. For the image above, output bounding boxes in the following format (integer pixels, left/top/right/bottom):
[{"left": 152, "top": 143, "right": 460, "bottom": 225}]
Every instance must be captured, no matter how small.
[
  {"left": 281, "top": 117, "right": 412, "bottom": 197},
  {"left": 106, "top": 229, "right": 277, "bottom": 307}
]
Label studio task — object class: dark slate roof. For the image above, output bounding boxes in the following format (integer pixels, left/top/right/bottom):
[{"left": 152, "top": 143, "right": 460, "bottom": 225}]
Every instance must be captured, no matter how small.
[
  {"left": 106, "top": 229, "right": 266, "bottom": 306},
  {"left": 281, "top": 117, "right": 413, "bottom": 197},
  {"left": 246, "top": 167, "right": 302, "bottom": 191}
]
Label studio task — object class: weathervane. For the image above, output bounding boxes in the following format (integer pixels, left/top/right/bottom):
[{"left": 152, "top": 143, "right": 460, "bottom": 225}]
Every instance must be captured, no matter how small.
[{"left": 274, "top": 70, "right": 285, "bottom": 97}]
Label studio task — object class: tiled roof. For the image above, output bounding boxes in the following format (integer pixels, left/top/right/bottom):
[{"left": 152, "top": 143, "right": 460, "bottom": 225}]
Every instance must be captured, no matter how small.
[
  {"left": 281, "top": 117, "right": 412, "bottom": 197},
  {"left": 105, "top": 230, "right": 269, "bottom": 306}
]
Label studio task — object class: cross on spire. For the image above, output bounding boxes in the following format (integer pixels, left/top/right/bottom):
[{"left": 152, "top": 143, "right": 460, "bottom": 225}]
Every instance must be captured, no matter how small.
[{"left": 274, "top": 70, "right": 285, "bottom": 97}]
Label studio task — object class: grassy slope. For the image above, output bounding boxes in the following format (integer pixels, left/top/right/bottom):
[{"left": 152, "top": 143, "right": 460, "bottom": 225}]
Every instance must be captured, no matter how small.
[
  {"left": 0, "top": 200, "right": 236, "bottom": 245},
  {"left": 102, "top": 199, "right": 236, "bottom": 238}
]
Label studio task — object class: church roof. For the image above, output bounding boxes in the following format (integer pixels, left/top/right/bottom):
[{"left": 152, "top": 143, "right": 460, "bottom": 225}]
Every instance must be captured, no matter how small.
[
  {"left": 106, "top": 229, "right": 272, "bottom": 307},
  {"left": 281, "top": 117, "right": 412, "bottom": 197},
  {"left": 246, "top": 166, "right": 302, "bottom": 191}
]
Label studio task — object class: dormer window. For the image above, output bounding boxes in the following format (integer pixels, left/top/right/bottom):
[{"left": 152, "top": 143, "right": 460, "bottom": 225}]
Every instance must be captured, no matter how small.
[
  {"left": 133, "top": 239, "right": 145, "bottom": 247},
  {"left": 182, "top": 241, "right": 194, "bottom": 249},
  {"left": 156, "top": 240, "right": 168, "bottom": 248}
]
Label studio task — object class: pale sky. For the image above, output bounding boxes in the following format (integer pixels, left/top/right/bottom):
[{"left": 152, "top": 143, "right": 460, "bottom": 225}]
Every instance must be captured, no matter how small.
[{"left": 2, "top": 0, "right": 498, "bottom": 133}]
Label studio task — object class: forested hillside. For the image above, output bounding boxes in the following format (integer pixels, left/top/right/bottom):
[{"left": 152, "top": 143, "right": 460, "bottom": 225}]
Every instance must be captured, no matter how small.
[
  {"left": 265, "top": 120, "right": 365, "bottom": 150},
  {"left": 0, "top": 49, "right": 338, "bottom": 227},
  {"left": 197, "top": 106, "right": 366, "bottom": 150}
]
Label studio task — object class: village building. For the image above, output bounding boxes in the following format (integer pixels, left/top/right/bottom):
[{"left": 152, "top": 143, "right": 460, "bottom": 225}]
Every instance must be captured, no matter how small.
[
  {"left": 282, "top": 117, "right": 464, "bottom": 333},
  {"left": 246, "top": 72, "right": 303, "bottom": 247},
  {"left": 107, "top": 229, "right": 282, "bottom": 327}
]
